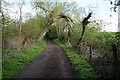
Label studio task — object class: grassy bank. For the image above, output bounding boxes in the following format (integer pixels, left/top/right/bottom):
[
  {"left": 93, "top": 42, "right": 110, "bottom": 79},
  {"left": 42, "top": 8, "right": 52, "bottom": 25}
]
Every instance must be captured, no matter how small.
[
  {"left": 2, "top": 40, "right": 46, "bottom": 78},
  {"left": 54, "top": 39, "right": 100, "bottom": 79}
]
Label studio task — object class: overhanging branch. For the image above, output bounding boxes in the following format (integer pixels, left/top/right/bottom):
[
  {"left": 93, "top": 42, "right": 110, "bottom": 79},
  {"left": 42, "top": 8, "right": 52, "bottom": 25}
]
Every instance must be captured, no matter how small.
[{"left": 35, "top": 5, "right": 51, "bottom": 13}]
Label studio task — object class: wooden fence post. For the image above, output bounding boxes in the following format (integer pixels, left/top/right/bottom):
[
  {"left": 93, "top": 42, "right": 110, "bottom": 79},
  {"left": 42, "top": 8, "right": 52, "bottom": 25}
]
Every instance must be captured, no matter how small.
[{"left": 112, "top": 44, "right": 118, "bottom": 79}]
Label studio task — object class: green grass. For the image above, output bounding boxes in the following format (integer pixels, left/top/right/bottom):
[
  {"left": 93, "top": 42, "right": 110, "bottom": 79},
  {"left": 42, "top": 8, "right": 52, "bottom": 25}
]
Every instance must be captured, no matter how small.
[
  {"left": 2, "top": 48, "right": 15, "bottom": 54},
  {"left": 54, "top": 39, "right": 100, "bottom": 79},
  {"left": 2, "top": 40, "right": 46, "bottom": 78}
]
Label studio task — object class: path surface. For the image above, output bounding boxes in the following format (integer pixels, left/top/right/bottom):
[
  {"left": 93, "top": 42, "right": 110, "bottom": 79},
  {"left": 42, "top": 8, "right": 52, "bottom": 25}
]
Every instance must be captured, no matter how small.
[{"left": 15, "top": 41, "right": 74, "bottom": 78}]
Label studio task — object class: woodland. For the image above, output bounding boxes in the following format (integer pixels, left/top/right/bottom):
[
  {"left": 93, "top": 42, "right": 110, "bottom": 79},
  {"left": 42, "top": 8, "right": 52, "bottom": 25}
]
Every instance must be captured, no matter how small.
[{"left": 1, "top": 0, "right": 120, "bottom": 79}]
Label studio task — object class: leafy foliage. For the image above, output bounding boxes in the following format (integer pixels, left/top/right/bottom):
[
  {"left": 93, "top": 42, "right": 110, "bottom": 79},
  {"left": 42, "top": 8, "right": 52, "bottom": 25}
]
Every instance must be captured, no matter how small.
[
  {"left": 21, "top": 15, "right": 46, "bottom": 39},
  {"left": 2, "top": 17, "right": 19, "bottom": 39},
  {"left": 45, "top": 25, "right": 58, "bottom": 40},
  {"left": 54, "top": 39, "right": 100, "bottom": 78}
]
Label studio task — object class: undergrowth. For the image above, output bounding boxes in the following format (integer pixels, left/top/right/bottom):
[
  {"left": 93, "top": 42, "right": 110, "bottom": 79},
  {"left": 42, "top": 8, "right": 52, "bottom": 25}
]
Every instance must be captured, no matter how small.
[
  {"left": 54, "top": 39, "right": 100, "bottom": 79},
  {"left": 2, "top": 40, "right": 46, "bottom": 78}
]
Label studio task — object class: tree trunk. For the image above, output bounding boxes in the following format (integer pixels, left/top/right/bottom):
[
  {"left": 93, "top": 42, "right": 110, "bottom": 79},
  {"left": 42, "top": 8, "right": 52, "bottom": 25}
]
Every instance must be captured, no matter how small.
[
  {"left": 0, "top": 0, "right": 5, "bottom": 25},
  {"left": 37, "top": 27, "right": 48, "bottom": 42},
  {"left": 118, "top": 6, "right": 120, "bottom": 32},
  {"left": 67, "top": 38, "right": 72, "bottom": 47},
  {"left": 37, "top": 17, "right": 54, "bottom": 42},
  {"left": 19, "top": 7, "right": 22, "bottom": 36},
  {"left": 112, "top": 44, "right": 118, "bottom": 79},
  {"left": 89, "top": 45, "right": 92, "bottom": 61}
]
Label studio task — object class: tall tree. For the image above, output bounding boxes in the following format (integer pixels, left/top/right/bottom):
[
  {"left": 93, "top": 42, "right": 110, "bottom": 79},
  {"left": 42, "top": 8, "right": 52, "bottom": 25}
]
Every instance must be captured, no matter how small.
[
  {"left": 18, "top": 0, "right": 24, "bottom": 36},
  {"left": 34, "top": 2, "right": 75, "bottom": 42}
]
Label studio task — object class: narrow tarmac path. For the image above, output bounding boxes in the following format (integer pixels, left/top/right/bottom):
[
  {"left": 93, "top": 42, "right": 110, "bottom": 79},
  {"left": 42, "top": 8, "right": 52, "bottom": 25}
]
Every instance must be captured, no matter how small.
[{"left": 15, "top": 40, "right": 75, "bottom": 78}]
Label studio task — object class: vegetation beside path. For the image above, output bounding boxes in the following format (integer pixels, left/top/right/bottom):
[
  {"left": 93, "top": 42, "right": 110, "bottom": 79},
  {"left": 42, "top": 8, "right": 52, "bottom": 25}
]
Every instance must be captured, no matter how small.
[
  {"left": 54, "top": 39, "right": 100, "bottom": 79},
  {"left": 2, "top": 40, "right": 46, "bottom": 78}
]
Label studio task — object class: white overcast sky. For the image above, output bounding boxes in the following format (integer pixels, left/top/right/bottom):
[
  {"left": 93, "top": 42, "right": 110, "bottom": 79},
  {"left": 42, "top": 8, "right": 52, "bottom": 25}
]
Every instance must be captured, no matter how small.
[{"left": 2, "top": 0, "right": 119, "bottom": 32}]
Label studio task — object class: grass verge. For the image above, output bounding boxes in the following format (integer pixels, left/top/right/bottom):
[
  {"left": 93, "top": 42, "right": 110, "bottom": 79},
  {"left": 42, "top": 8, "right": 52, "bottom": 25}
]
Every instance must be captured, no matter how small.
[
  {"left": 2, "top": 40, "right": 46, "bottom": 78},
  {"left": 54, "top": 39, "right": 100, "bottom": 79}
]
